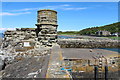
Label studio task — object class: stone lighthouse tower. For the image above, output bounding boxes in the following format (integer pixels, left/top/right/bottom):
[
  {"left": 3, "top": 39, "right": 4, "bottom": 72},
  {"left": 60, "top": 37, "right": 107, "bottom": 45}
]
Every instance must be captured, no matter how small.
[{"left": 35, "top": 9, "right": 58, "bottom": 47}]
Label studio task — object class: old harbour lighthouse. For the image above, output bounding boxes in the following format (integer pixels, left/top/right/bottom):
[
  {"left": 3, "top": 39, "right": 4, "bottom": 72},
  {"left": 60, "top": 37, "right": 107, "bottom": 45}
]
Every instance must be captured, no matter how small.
[
  {"left": 35, "top": 9, "right": 58, "bottom": 47},
  {"left": 4, "top": 9, "right": 58, "bottom": 48}
]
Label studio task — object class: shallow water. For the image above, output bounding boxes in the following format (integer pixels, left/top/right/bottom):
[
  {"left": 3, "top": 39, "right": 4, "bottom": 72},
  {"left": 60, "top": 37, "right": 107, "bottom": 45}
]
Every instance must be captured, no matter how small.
[
  {"left": 58, "top": 35, "right": 75, "bottom": 39},
  {"left": 0, "top": 33, "right": 4, "bottom": 38},
  {"left": 99, "top": 48, "right": 120, "bottom": 53}
]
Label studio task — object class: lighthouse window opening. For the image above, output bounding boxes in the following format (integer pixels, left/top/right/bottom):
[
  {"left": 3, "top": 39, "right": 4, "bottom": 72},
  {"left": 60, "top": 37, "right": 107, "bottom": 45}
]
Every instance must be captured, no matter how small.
[
  {"left": 42, "top": 11, "right": 46, "bottom": 13},
  {"left": 41, "top": 20, "right": 44, "bottom": 22},
  {"left": 37, "top": 19, "right": 40, "bottom": 23},
  {"left": 41, "top": 17, "right": 46, "bottom": 19},
  {"left": 55, "top": 21, "right": 57, "bottom": 23},
  {"left": 112, "top": 61, "right": 115, "bottom": 64}
]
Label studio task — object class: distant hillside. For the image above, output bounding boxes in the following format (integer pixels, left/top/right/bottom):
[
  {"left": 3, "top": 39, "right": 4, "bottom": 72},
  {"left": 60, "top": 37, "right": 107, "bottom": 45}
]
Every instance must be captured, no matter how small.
[
  {"left": 79, "top": 22, "right": 120, "bottom": 35},
  {"left": 58, "top": 31, "right": 79, "bottom": 35},
  {"left": 58, "top": 22, "right": 120, "bottom": 35}
]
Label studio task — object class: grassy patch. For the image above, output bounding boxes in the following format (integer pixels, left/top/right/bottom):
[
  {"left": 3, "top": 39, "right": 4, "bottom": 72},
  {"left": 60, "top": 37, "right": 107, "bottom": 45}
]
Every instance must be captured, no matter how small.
[
  {"left": 108, "top": 37, "right": 120, "bottom": 40},
  {"left": 102, "top": 37, "right": 120, "bottom": 40}
]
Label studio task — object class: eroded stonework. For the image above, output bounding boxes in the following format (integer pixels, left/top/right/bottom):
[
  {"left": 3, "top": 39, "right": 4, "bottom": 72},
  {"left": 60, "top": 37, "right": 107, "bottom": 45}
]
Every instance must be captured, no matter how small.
[
  {"left": 4, "top": 9, "right": 58, "bottom": 48},
  {"left": 35, "top": 9, "right": 58, "bottom": 47}
]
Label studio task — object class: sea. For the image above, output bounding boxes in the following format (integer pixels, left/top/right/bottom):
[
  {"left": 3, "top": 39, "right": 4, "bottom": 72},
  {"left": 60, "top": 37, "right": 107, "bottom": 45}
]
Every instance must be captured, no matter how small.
[
  {"left": 0, "top": 34, "right": 119, "bottom": 53},
  {"left": 0, "top": 33, "right": 4, "bottom": 38},
  {"left": 58, "top": 35, "right": 75, "bottom": 39},
  {"left": 99, "top": 48, "right": 120, "bottom": 53}
]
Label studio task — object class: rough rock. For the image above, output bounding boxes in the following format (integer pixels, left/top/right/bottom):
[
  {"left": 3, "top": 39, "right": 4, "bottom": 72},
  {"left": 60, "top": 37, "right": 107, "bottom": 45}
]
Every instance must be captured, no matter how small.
[
  {"left": 58, "top": 39, "right": 119, "bottom": 48},
  {"left": 2, "top": 55, "right": 50, "bottom": 78},
  {"left": 0, "top": 57, "right": 4, "bottom": 71}
]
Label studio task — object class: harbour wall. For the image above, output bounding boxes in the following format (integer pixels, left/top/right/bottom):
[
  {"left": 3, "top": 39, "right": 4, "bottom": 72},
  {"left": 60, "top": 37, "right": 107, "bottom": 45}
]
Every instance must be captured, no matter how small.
[{"left": 57, "top": 39, "right": 119, "bottom": 48}]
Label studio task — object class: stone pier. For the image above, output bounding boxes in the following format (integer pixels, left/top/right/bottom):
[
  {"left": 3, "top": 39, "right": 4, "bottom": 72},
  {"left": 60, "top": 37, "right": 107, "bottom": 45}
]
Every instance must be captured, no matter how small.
[{"left": 46, "top": 44, "right": 71, "bottom": 78}]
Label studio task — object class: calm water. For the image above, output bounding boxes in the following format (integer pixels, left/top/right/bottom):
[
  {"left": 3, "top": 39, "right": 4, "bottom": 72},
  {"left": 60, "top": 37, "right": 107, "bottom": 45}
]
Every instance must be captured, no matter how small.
[
  {"left": 58, "top": 35, "right": 75, "bottom": 39},
  {"left": 0, "top": 33, "right": 4, "bottom": 38},
  {"left": 99, "top": 48, "right": 120, "bottom": 53}
]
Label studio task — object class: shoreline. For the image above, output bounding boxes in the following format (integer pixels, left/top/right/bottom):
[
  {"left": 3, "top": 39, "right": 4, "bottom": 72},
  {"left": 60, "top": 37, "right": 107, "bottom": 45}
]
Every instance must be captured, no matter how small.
[{"left": 58, "top": 38, "right": 119, "bottom": 48}]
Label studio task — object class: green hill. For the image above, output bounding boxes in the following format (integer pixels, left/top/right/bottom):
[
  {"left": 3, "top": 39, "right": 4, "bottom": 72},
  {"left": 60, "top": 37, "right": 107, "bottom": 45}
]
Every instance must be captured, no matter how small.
[
  {"left": 58, "top": 31, "right": 79, "bottom": 35},
  {"left": 58, "top": 22, "right": 120, "bottom": 35},
  {"left": 79, "top": 22, "right": 120, "bottom": 35}
]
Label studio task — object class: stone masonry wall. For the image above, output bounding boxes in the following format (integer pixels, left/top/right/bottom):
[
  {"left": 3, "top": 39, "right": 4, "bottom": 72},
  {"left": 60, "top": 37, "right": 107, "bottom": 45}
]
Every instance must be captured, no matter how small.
[
  {"left": 58, "top": 39, "right": 119, "bottom": 48},
  {"left": 4, "top": 28, "right": 36, "bottom": 41},
  {"left": 35, "top": 9, "right": 58, "bottom": 47}
]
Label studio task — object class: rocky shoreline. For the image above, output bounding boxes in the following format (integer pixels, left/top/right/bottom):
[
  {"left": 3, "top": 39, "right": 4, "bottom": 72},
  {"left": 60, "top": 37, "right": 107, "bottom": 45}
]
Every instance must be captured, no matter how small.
[
  {"left": 2, "top": 55, "right": 50, "bottom": 78},
  {"left": 0, "top": 37, "right": 51, "bottom": 78},
  {"left": 58, "top": 38, "right": 119, "bottom": 48},
  {"left": 0, "top": 49, "right": 51, "bottom": 79},
  {"left": 0, "top": 35, "right": 119, "bottom": 78}
]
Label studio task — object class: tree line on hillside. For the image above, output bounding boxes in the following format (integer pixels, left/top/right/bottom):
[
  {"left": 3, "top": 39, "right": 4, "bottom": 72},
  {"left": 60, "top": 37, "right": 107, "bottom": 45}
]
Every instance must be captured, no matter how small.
[
  {"left": 58, "top": 22, "right": 120, "bottom": 35},
  {"left": 57, "top": 31, "right": 79, "bottom": 35},
  {"left": 79, "top": 22, "right": 120, "bottom": 35}
]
